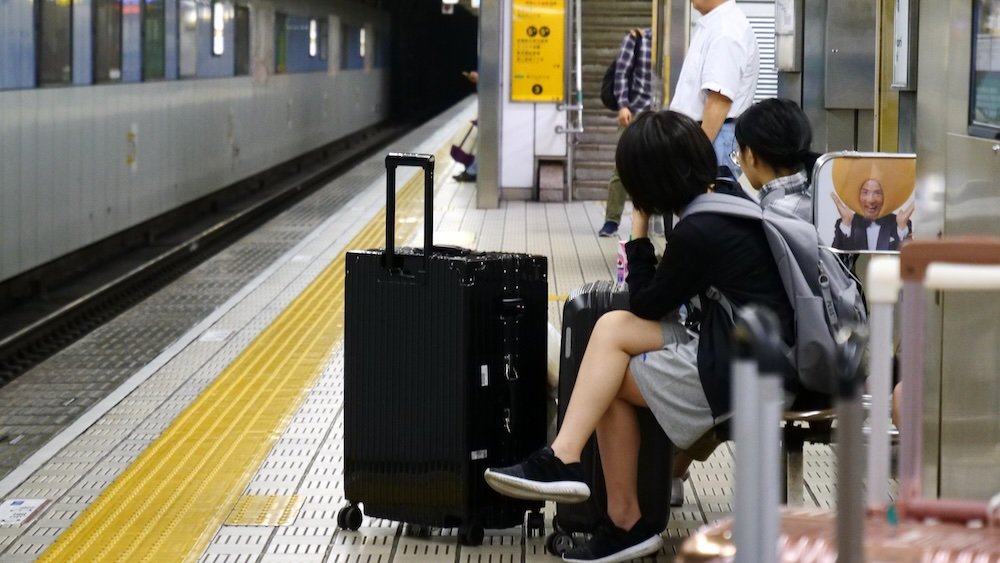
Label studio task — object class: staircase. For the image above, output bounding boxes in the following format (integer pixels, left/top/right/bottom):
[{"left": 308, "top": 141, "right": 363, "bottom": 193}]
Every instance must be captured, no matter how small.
[{"left": 571, "top": 0, "right": 653, "bottom": 200}]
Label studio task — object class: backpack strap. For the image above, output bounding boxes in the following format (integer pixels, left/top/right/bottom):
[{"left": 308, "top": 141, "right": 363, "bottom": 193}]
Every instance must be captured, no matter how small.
[
  {"left": 683, "top": 193, "right": 760, "bottom": 331},
  {"left": 681, "top": 192, "right": 763, "bottom": 222},
  {"left": 817, "top": 254, "right": 839, "bottom": 325},
  {"left": 703, "top": 286, "right": 735, "bottom": 323}
]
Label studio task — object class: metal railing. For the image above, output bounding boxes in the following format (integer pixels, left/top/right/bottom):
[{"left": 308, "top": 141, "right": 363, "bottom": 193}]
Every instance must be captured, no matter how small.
[{"left": 557, "top": 0, "right": 584, "bottom": 200}]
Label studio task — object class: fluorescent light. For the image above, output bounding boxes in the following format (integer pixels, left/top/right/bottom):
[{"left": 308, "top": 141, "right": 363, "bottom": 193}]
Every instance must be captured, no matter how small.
[
  {"left": 309, "top": 19, "right": 318, "bottom": 57},
  {"left": 212, "top": 2, "right": 225, "bottom": 56},
  {"left": 442, "top": 0, "right": 459, "bottom": 4}
]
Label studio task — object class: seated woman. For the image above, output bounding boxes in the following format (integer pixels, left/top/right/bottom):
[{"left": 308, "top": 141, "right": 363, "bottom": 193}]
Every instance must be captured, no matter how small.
[
  {"left": 483, "top": 111, "right": 796, "bottom": 563},
  {"left": 665, "top": 97, "right": 822, "bottom": 504},
  {"left": 735, "top": 98, "right": 819, "bottom": 222}
]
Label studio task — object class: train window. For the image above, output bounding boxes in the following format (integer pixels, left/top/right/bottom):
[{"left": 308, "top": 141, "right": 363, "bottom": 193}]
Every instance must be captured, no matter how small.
[
  {"left": 212, "top": 1, "right": 225, "bottom": 56},
  {"left": 234, "top": 5, "right": 250, "bottom": 75},
  {"left": 373, "top": 29, "right": 388, "bottom": 68},
  {"left": 341, "top": 24, "right": 364, "bottom": 70},
  {"left": 36, "top": 0, "right": 73, "bottom": 85},
  {"left": 94, "top": 0, "right": 123, "bottom": 82},
  {"left": 970, "top": 0, "right": 1000, "bottom": 138},
  {"left": 178, "top": 0, "right": 197, "bottom": 77},
  {"left": 319, "top": 20, "right": 329, "bottom": 61},
  {"left": 143, "top": 0, "right": 166, "bottom": 80},
  {"left": 275, "top": 13, "right": 288, "bottom": 73}
]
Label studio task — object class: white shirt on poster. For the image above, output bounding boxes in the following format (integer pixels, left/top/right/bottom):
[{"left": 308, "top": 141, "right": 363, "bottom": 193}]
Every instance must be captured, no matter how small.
[{"left": 669, "top": 0, "right": 760, "bottom": 121}]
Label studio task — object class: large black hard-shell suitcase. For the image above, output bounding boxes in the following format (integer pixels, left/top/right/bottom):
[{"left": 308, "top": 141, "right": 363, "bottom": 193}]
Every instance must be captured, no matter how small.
[
  {"left": 546, "top": 280, "right": 673, "bottom": 555},
  {"left": 340, "top": 153, "right": 547, "bottom": 545}
]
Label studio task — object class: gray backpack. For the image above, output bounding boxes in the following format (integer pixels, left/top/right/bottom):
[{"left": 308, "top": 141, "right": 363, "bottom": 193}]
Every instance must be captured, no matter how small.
[{"left": 682, "top": 193, "right": 867, "bottom": 394}]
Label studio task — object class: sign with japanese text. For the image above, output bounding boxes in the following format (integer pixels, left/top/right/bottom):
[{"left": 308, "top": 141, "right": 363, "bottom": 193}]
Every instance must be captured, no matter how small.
[{"left": 511, "top": 0, "right": 565, "bottom": 102}]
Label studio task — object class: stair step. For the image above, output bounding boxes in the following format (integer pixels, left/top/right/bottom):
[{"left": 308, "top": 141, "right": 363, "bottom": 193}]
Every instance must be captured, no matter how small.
[
  {"left": 583, "top": 111, "right": 618, "bottom": 122},
  {"left": 577, "top": 132, "right": 619, "bottom": 145},
  {"left": 579, "top": 123, "right": 618, "bottom": 134},
  {"left": 575, "top": 145, "right": 617, "bottom": 161},
  {"left": 566, "top": 0, "right": 654, "bottom": 194},
  {"left": 574, "top": 162, "right": 614, "bottom": 181},
  {"left": 572, "top": 181, "right": 612, "bottom": 201}
]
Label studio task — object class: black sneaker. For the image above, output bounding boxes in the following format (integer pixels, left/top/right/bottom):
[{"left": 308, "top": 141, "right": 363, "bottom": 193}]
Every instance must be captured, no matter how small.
[
  {"left": 483, "top": 446, "right": 590, "bottom": 503},
  {"left": 562, "top": 517, "right": 663, "bottom": 562}
]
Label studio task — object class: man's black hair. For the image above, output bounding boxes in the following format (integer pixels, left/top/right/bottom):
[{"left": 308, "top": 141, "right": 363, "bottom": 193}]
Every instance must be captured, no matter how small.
[
  {"left": 615, "top": 110, "right": 717, "bottom": 216},
  {"left": 734, "top": 98, "right": 819, "bottom": 175}
]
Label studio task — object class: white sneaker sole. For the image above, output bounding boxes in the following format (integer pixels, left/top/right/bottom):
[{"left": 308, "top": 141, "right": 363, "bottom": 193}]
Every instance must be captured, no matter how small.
[
  {"left": 562, "top": 534, "right": 663, "bottom": 563},
  {"left": 483, "top": 469, "right": 590, "bottom": 504}
]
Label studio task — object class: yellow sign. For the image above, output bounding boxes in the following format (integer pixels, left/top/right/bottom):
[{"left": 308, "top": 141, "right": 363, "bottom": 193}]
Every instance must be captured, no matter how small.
[{"left": 511, "top": 0, "right": 565, "bottom": 102}]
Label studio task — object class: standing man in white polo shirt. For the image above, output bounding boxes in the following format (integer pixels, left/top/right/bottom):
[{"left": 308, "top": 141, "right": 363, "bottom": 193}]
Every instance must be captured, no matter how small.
[{"left": 670, "top": 0, "right": 759, "bottom": 177}]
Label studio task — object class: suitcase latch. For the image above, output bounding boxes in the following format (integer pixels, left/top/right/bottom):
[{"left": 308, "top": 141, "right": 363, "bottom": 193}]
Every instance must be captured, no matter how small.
[{"left": 504, "top": 354, "right": 518, "bottom": 381}]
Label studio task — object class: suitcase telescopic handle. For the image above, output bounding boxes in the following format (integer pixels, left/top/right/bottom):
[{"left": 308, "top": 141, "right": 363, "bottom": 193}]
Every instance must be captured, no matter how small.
[{"left": 385, "top": 152, "right": 435, "bottom": 273}]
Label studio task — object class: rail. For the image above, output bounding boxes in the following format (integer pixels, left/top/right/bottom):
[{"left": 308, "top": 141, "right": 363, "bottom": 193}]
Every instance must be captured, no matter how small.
[{"left": 557, "top": 0, "right": 584, "bottom": 200}]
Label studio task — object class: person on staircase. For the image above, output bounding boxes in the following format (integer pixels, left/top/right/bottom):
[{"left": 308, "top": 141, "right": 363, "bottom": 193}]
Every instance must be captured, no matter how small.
[{"left": 599, "top": 28, "right": 653, "bottom": 238}]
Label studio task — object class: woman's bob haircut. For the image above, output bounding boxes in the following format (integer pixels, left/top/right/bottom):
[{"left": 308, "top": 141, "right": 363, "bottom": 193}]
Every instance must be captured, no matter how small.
[{"left": 615, "top": 110, "right": 717, "bottom": 216}]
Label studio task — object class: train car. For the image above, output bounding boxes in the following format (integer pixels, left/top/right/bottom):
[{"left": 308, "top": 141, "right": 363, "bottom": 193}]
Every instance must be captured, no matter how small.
[{"left": 0, "top": 0, "right": 392, "bottom": 285}]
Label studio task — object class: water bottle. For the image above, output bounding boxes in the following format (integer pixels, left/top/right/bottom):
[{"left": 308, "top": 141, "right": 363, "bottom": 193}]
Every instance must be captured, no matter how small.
[{"left": 616, "top": 240, "right": 628, "bottom": 284}]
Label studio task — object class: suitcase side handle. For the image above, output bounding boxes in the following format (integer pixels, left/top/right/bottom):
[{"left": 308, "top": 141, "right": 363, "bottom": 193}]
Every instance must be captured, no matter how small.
[
  {"left": 900, "top": 237, "right": 1000, "bottom": 281},
  {"left": 385, "top": 152, "right": 435, "bottom": 273}
]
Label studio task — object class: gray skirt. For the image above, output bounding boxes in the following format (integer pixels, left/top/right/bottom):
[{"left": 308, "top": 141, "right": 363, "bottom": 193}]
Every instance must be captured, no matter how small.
[{"left": 629, "top": 318, "right": 717, "bottom": 451}]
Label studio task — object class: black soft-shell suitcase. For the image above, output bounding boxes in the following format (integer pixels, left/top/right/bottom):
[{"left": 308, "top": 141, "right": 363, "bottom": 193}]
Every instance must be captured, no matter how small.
[
  {"left": 545, "top": 280, "right": 673, "bottom": 555},
  {"left": 339, "top": 153, "right": 547, "bottom": 545}
]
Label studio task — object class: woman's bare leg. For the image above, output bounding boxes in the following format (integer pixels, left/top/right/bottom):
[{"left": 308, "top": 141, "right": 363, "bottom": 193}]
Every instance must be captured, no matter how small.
[
  {"left": 597, "top": 366, "right": 650, "bottom": 530},
  {"left": 550, "top": 310, "right": 663, "bottom": 463}
]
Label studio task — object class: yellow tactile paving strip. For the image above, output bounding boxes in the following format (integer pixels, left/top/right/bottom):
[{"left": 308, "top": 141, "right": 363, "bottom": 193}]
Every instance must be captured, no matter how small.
[
  {"left": 38, "top": 151, "right": 446, "bottom": 563},
  {"left": 225, "top": 494, "right": 303, "bottom": 526}
]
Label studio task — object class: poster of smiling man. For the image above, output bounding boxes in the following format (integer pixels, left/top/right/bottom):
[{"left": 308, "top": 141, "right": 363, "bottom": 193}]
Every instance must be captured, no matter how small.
[{"left": 813, "top": 153, "right": 917, "bottom": 253}]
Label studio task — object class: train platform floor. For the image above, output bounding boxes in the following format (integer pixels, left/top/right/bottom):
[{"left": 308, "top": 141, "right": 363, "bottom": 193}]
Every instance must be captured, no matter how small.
[{"left": 0, "top": 99, "right": 843, "bottom": 562}]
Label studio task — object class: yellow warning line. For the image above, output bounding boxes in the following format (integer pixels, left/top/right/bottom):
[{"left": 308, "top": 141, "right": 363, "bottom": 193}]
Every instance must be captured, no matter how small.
[{"left": 39, "top": 150, "right": 447, "bottom": 563}]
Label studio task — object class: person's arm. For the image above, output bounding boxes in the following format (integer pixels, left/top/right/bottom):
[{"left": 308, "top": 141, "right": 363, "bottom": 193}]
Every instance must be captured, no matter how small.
[
  {"left": 700, "top": 90, "right": 732, "bottom": 142},
  {"left": 699, "top": 34, "right": 747, "bottom": 140},
  {"left": 618, "top": 107, "right": 633, "bottom": 128},
  {"left": 831, "top": 191, "right": 855, "bottom": 229},
  {"left": 614, "top": 33, "right": 637, "bottom": 112},
  {"left": 632, "top": 208, "right": 650, "bottom": 240},
  {"left": 625, "top": 222, "right": 709, "bottom": 320},
  {"left": 896, "top": 201, "right": 915, "bottom": 238}
]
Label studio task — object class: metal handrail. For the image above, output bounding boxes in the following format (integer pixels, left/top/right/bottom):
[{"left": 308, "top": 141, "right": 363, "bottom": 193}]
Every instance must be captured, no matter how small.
[{"left": 557, "top": 0, "right": 585, "bottom": 200}]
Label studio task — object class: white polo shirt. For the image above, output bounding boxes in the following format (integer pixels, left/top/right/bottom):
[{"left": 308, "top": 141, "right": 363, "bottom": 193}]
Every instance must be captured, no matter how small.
[{"left": 669, "top": 0, "right": 760, "bottom": 121}]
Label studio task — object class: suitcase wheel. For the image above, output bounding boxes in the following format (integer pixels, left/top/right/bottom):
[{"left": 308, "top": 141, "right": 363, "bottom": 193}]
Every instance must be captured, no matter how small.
[
  {"left": 545, "top": 530, "right": 576, "bottom": 556},
  {"left": 337, "top": 504, "right": 363, "bottom": 531},
  {"left": 458, "top": 523, "right": 485, "bottom": 546},
  {"left": 525, "top": 510, "right": 546, "bottom": 537}
]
